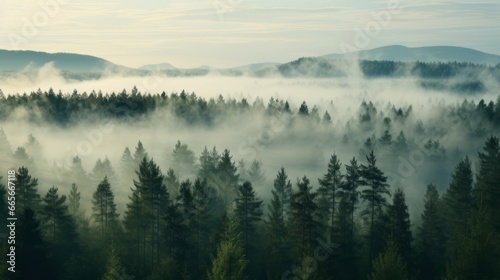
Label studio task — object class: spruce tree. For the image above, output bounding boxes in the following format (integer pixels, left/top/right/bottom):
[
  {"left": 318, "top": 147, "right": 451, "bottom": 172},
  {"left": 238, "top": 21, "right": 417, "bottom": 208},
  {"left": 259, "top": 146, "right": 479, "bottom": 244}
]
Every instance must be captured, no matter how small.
[
  {"left": 171, "top": 140, "right": 196, "bottom": 177},
  {"left": 474, "top": 136, "right": 500, "bottom": 231},
  {"left": 360, "top": 151, "right": 390, "bottom": 263},
  {"left": 133, "top": 141, "right": 149, "bottom": 166},
  {"left": 317, "top": 153, "right": 343, "bottom": 243},
  {"left": 216, "top": 149, "right": 239, "bottom": 208},
  {"left": 16, "top": 166, "right": 41, "bottom": 214},
  {"left": 246, "top": 160, "right": 265, "bottom": 188},
  {"left": 235, "top": 181, "right": 263, "bottom": 256},
  {"left": 445, "top": 156, "right": 473, "bottom": 236},
  {"left": 265, "top": 168, "right": 292, "bottom": 279},
  {"left": 387, "top": 188, "right": 412, "bottom": 271},
  {"left": 341, "top": 157, "right": 362, "bottom": 242},
  {"left": 207, "top": 215, "right": 248, "bottom": 280},
  {"left": 41, "top": 187, "right": 80, "bottom": 279},
  {"left": 91, "top": 177, "right": 119, "bottom": 236},
  {"left": 191, "top": 178, "right": 215, "bottom": 278},
  {"left": 289, "top": 176, "right": 318, "bottom": 259},
  {"left": 368, "top": 239, "right": 408, "bottom": 280},
  {"left": 16, "top": 208, "right": 53, "bottom": 280},
  {"left": 415, "top": 184, "right": 446, "bottom": 280}
]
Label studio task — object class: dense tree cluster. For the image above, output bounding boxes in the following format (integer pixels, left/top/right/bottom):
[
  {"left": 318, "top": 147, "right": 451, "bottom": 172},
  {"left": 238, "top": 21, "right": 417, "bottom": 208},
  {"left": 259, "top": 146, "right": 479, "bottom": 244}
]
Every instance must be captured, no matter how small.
[
  {"left": 2, "top": 87, "right": 500, "bottom": 129},
  {"left": 1, "top": 131, "right": 499, "bottom": 279}
]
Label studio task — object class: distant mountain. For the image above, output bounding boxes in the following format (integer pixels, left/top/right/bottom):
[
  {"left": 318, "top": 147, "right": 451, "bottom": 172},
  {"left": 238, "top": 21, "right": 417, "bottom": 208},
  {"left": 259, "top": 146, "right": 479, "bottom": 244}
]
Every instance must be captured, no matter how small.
[
  {"left": 225, "top": 62, "right": 279, "bottom": 71},
  {"left": 139, "top": 63, "right": 177, "bottom": 71},
  {"left": 0, "top": 49, "right": 139, "bottom": 73},
  {"left": 322, "top": 45, "right": 500, "bottom": 65}
]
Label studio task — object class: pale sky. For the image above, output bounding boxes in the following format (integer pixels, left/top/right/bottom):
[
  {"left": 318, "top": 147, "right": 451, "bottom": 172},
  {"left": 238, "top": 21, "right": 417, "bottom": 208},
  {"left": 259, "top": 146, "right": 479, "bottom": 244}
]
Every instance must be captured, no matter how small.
[{"left": 1, "top": 0, "right": 499, "bottom": 68}]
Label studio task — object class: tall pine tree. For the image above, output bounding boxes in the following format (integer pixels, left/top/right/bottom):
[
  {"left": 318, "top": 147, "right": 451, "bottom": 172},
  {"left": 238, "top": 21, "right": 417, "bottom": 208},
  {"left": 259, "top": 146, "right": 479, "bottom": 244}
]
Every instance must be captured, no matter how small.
[{"left": 360, "top": 151, "right": 390, "bottom": 263}]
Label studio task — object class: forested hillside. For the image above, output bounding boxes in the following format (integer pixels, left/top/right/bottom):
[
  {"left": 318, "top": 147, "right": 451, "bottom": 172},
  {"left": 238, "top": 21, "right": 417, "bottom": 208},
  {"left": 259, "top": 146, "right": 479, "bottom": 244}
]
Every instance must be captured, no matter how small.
[{"left": 0, "top": 88, "right": 499, "bottom": 279}]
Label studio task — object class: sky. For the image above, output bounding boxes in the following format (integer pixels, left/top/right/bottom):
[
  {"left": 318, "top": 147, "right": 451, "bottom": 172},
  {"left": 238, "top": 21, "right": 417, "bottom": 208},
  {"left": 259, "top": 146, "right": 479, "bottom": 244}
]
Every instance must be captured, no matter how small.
[{"left": 1, "top": 0, "right": 499, "bottom": 68}]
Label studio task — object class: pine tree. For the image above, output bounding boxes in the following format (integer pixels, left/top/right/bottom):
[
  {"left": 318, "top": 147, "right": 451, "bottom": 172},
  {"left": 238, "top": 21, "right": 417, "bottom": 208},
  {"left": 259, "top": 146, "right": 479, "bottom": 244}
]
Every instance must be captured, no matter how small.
[
  {"left": 164, "top": 168, "right": 180, "bottom": 200},
  {"left": 333, "top": 194, "right": 357, "bottom": 280},
  {"left": 289, "top": 176, "right": 318, "bottom": 259},
  {"left": 246, "top": 160, "right": 265, "bottom": 189},
  {"left": 133, "top": 141, "right": 149, "bottom": 166},
  {"left": 378, "top": 130, "right": 392, "bottom": 147},
  {"left": 41, "top": 187, "right": 68, "bottom": 242},
  {"left": 102, "top": 244, "right": 133, "bottom": 280},
  {"left": 41, "top": 187, "right": 80, "bottom": 279},
  {"left": 191, "top": 178, "right": 215, "bottom": 278},
  {"left": 92, "top": 177, "right": 119, "bottom": 236},
  {"left": 12, "top": 147, "right": 34, "bottom": 170},
  {"left": 446, "top": 207, "right": 500, "bottom": 280},
  {"left": 175, "top": 179, "right": 195, "bottom": 268},
  {"left": 119, "top": 147, "right": 136, "bottom": 199},
  {"left": 298, "top": 101, "right": 309, "bottom": 116},
  {"left": 216, "top": 149, "right": 239, "bottom": 208},
  {"left": 392, "top": 131, "right": 409, "bottom": 155},
  {"left": 265, "top": 188, "right": 287, "bottom": 280},
  {"left": 265, "top": 168, "right": 293, "bottom": 279},
  {"left": 16, "top": 166, "right": 41, "bottom": 214},
  {"left": 171, "top": 140, "right": 196, "bottom": 177},
  {"left": 387, "top": 188, "right": 412, "bottom": 271},
  {"left": 68, "top": 183, "right": 81, "bottom": 217},
  {"left": 126, "top": 157, "right": 168, "bottom": 273},
  {"left": 207, "top": 215, "right": 248, "bottom": 280},
  {"left": 317, "top": 153, "right": 343, "bottom": 243},
  {"left": 368, "top": 239, "right": 408, "bottom": 280},
  {"left": 67, "top": 156, "right": 91, "bottom": 192},
  {"left": 474, "top": 136, "right": 500, "bottom": 232},
  {"left": 120, "top": 147, "right": 135, "bottom": 176},
  {"left": 445, "top": 156, "right": 473, "bottom": 236},
  {"left": 198, "top": 146, "right": 219, "bottom": 180},
  {"left": 341, "top": 157, "right": 362, "bottom": 242},
  {"left": 322, "top": 111, "right": 332, "bottom": 125},
  {"left": 415, "top": 184, "right": 446, "bottom": 280},
  {"left": 273, "top": 167, "right": 293, "bottom": 222},
  {"left": 90, "top": 157, "right": 117, "bottom": 188},
  {"left": 16, "top": 208, "right": 53, "bottom": 280},
  {"left": 123, "top": 186, "right": 147, "bottom": 276},
  {"left": 235, "top": 181, "right": 263, "bottom": 256},
  {"left": 360, "top": 151, "right": 390, "bottom": 263}
]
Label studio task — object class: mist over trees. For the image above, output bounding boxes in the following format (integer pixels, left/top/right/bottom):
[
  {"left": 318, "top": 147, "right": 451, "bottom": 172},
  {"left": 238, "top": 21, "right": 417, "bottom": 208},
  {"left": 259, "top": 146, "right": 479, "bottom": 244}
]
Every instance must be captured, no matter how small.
[{"left": 1, "top": 87, "right": 500, "bottom": 279}]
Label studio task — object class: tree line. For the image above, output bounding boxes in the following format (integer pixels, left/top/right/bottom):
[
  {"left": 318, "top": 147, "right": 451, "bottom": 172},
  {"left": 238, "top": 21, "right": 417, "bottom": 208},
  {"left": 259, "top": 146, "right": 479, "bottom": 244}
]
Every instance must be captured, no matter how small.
[
  {"left": 1, "top": 135, "right": 499, "bottom": 280},
  {"left": 2, "top": 87, "right": 500, "bottom": 128}
]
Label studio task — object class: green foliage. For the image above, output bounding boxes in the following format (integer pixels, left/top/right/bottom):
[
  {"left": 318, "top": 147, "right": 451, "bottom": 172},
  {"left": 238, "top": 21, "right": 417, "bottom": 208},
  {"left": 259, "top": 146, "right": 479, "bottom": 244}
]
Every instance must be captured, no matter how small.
[
  {"left": 387, "top": 188, "right": 412, "bottom": 269},
  {"left": 317, "top": 153, "right": 343, "bottom": 243},
  {"left": 216, "top": 149, "right": 239, "bottom": 208},
  {"left": 360, "top": 151, "right": 390, "bottom": 262},
  {"left": 416, "top": 184, "right": 446, "bottom": 280},
  {"left": 446, "top": 208, "right": 500, "bottom": 280},
  {"left": 15, "top": 166, "right": 41, "bottom": 214},
  {"left": 15, "top": 208, "right": 53, "bottom": 280},
  {"left": 368, "top": 239, "right": 408, "bottom": 280},
  {"left": 207, "top": 215, "right": 248, "bottom": 280},
  {"left": 102, "top": 244, "right": 133, "bottom": 280},
  {"left": 235, "top": 181, "right": 263, "bottom": 256},
  {"left": 445, "top": 156, "right": 473, "bottom": 236},
  {"left": 172, "top": 140, "right": 196, "bottom": 177},
  {"left": 474, "top": 136, "right": 500, "bottom": 231},
  {"left": 265, "top": 168, "right": 293, "bottom": 279},
  {"left": 124, "top": 157, "right": 168, "bottom": 277},
  {"left": 289, "top": 176, "right": 318, "bottom": 260},
  {"left": 92, "top": 177, "right": 119, "bottom": 236}
]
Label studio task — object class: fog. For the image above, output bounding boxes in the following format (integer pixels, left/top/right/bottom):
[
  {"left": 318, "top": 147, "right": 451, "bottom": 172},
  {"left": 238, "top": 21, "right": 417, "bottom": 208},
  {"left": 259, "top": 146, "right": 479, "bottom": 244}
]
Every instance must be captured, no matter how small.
[{"left": 1, "top": 64, "right": 499, "bottom": 224}]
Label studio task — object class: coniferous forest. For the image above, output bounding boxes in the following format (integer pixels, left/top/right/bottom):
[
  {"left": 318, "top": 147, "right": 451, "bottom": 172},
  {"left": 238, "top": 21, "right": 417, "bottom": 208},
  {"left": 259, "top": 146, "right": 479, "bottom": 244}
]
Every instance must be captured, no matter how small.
[{"left": 1, "top": 87, "right": 500, "bottom": 280}]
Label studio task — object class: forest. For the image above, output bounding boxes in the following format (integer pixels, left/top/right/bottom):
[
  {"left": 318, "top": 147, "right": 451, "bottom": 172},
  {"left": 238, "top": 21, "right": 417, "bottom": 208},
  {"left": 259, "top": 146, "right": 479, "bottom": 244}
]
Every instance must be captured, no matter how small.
[{"left": 0, "top": 87, "right": 500, "bottom": 280}]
